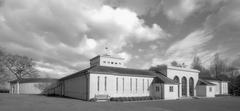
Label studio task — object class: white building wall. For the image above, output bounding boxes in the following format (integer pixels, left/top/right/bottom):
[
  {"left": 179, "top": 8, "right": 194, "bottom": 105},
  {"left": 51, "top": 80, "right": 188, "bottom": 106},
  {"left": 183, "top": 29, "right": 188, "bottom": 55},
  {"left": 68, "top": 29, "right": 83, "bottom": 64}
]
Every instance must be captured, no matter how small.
[
  {"left": 167, "top": 67, "right": 199, "bottom": 97},
  {"left": 99, "top": 57, "right": 125, "bottom": 68},
  {"left": 18, "top": 83, "right": 42, "bottom": 94},
  {"left": 221, "top": 82, "right": 228, "bottom": 94},
  {"left": 196, "top": 85, "right": 215, "bottom": 97},
  {"left": 206, "top": 86, "right": 215, "bottom": 97},
  {"left": 89, "top": 73, "right": 154, "bottom": 99},
  {"left": 163, "top": 84, "right": 178, "bottom": 100},
  {"left": 63, "top": 75, "right": 88, "bottom": 100},
  {"left": 207, "top": 80, "right": 228, "bottom": 95},
  {"left": 208, "top": 81, "right": 220, "bottom": 95}
]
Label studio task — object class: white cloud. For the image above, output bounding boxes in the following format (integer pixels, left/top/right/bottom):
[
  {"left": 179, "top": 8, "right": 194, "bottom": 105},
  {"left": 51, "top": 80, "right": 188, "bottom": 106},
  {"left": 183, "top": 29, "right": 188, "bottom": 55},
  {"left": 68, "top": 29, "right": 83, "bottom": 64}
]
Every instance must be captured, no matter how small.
[
  {"left": 118, "top": 52, "right": 132, "bottom": 63},
  {"left": 0, "top": 0, "right": 169, "bottom": 76}
]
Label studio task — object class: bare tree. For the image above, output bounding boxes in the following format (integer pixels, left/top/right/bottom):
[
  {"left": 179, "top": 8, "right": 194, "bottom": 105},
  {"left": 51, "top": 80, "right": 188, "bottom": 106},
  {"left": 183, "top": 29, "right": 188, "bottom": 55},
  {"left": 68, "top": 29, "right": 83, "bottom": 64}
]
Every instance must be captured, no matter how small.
[
  {"left": 149, "top": 64, "right": 168, "bottom": 76},
  {"left": 3, "top": 54, "right": 39, "bottom": 80},
  {"left": 210, "top": 53, "right": 227, "bottom": 79},
  {"left": 191, "top": 56, "right": 203, "bottom": 71}
]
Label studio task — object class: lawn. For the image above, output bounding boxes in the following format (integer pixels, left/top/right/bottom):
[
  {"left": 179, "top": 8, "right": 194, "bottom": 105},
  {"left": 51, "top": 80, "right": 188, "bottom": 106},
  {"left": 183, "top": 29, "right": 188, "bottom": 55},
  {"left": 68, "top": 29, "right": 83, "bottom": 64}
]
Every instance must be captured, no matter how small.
[{"left": 0, "top": 93, "right": 240, "bottom": 111}]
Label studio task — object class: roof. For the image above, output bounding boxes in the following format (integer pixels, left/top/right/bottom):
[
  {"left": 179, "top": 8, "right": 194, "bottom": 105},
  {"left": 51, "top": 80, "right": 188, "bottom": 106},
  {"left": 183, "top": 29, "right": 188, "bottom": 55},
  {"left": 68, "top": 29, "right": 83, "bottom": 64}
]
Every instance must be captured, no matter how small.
[
  {"left": 10, "top": 78, "right": 58, "bottom": 84},
  {"left": 200, "top": 77, "right": 229, "bottom": 82},
  {"left": 167, "top": 66, "right": 200, "bottom": 73},
  {"left": 60, "top": 66, "right": 177, "bottom": 84},
  {"left": 197, "top": 79, "right": 216, "bottom": 86}
]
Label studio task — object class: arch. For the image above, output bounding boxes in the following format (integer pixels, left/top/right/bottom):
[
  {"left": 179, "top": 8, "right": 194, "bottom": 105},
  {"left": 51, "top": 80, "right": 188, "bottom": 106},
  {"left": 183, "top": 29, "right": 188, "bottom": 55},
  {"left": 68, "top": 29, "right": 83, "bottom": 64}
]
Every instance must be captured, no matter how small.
[
  {"left": 173, "top": 76, "right": 179, "bottom": 83},
  {"left": 181, "top": 77, "right": 187, "bottom": 96},
  {"left": 174, "top": 76, "right": 180, "bottom": 97},
  {"left": 189, "top": 77, "right": 194, "bottom": 96}
]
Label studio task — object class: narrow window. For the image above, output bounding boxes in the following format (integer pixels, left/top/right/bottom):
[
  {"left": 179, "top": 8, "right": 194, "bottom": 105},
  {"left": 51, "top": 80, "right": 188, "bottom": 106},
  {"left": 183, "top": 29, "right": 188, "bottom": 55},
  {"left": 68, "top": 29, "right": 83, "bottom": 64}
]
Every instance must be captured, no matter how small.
[
  {"left": 143, "top": 79, "right": 144, "bottom": 92},
  {"left": 97, "top": 76, "right": 100, "bottom": 91},
  {"left": 123, "top": 78, "right": 124, "bottom": 92},
  {"left": 209, "top": 87, "right": 212, "bottom": 92},
  {"left": 130, "top": 78, "right": 132, "bottom": 92},
  {"left": 116, "top": 77, "right": 118, "bottom": 92},
  {"left": 136, "top": 78, "right": 138, "bottom": 92},
  {"left": 147, "top": 79, "right": 150, "bottom": 91},
  {"left": 156, "top": 86, "right": 159, "bottom": 92},
  {"left": 169, "top": 86, "right": 174, "bottom": 92},
  {"left": 104, "top": 76, "right": 107, "bottom": 91}
]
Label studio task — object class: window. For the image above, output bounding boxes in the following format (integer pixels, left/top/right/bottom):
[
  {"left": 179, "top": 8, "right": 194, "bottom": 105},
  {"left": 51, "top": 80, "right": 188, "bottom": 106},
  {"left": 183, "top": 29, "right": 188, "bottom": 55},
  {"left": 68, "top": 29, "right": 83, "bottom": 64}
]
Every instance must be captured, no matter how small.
[
  {"left": 156, "top": 86, "right": 159, "bottom": 92},
  {"left": 169, "top": 86, "right": 174, "bottom": 92},
  {"left": 136, "top": 78, "right": 138, "bottom": 92},
  {"left": 104, "top": 76, "right": 107, "bottom": 91},
  {"left": 209, "top": 87, "right": 212, "bottom": 92},
  {"left": 116, "top": 77, "right": 118, "bottom": 92},
  {"left": 147, "top": 79, "right": 150, "bottom": 91},
  {"left": 123, "top": 78, "right": 124, "bottom": 92},
  {"left": 115, "top": 62, "right": 118, "bottom": 64},
  {"left": 143, "top": 79, "right": 144, "bottom": 92},
  {"left": 97, "top": 76, "right": 100, "bottom": 91},
  {"left": 119, "top": 62, "right": 121, "bottom": 65},
  {"left": 130, "top": 78, "right": 132, "bottom": 92},
  {"left": 108, "top": 61, "right": 110, "bottom": 64},
  {"left": 111, "top": 62, "right": 114, "bottom": 64},
  {"left": 103, "top": 61, "right": 106, "bottom": 63}
]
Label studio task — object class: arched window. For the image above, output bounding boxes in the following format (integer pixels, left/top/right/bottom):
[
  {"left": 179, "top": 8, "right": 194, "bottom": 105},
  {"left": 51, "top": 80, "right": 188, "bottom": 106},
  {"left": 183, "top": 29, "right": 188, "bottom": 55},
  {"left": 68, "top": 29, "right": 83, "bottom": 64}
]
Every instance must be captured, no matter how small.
[
  {"left": 174, "top": 76, "right": 180, "bottom": 97},
  {"left": 189, "top": 77, "right": 194, "bottom": 96},
  {"left": 182, "top": 77, "right": 187, "bottom": 96},
  {"left": 174, "top": 76, "right": 179, "bottom": 83}
]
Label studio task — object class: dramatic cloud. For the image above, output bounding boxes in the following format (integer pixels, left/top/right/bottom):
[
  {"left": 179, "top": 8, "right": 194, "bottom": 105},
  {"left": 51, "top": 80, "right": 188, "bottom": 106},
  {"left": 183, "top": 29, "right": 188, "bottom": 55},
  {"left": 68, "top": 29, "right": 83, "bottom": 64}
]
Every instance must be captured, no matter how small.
[
  {"left": 0, "top": 0, "right": 168, "bottom": 77},
  {"left": 151, "top": 29, "right": 214, "bottom": 67},
  {"left": 162, "top": 0, "right": 224, "bottom": 22}
]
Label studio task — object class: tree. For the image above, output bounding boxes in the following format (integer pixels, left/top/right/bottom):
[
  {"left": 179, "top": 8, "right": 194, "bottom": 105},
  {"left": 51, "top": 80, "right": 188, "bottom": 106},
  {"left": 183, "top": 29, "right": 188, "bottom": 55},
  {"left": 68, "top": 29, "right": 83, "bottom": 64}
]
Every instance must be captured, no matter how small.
[
  {"left": 210, "top": 53, "right": 227, "bottom": 78},
  {"left": 3, "top": 54, "right": 39, "bottom": 80},
  {"left": 191, "top": 56, "right": 203, "bottom": 71},
  {"left": 171, "top": 61, "right": 178, "bottom": 67},
  {"left": 171, "top": 61, "right": 186, "bottom": 68},
  {"left": 149, "top": 64, "right": 168, "bottom": 76}
]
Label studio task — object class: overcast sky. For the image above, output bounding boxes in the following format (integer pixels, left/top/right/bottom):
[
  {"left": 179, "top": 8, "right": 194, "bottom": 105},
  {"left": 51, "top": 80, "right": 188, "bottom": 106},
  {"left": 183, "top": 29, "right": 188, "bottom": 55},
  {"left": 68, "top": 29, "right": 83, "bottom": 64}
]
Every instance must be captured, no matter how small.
[{"left": 0, "top": 0, "right": 240, "bottom": 78}]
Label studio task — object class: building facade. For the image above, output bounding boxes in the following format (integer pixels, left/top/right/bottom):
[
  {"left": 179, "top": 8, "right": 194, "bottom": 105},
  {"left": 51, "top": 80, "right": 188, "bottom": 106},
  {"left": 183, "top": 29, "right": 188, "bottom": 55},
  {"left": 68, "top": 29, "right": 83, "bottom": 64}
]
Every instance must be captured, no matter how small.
[
  {"left": 10, "top": 78, "right": 57, "bottom": 94},
  {"left": 44, "top": 54, "right": 207, "bottom": 100}
]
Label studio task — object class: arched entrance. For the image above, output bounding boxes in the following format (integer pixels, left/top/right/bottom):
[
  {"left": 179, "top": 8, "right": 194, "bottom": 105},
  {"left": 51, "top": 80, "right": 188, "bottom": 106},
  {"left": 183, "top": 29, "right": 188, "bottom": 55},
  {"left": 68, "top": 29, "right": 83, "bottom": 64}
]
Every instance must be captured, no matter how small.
[
  {"left": 174, "top": 76, "right": 180, "bottom": 97},
  {"left": 189, "top": 77, "right": 194, "bottom": 96},
  {"left": 181, "top": 77, "right": 187, "bottom": 96}
]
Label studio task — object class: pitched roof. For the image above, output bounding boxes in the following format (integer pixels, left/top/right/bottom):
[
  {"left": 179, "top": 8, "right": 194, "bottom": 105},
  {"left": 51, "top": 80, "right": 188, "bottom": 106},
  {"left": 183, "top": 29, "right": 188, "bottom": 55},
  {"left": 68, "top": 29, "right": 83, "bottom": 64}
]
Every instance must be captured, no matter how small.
[
  {"left": 200, "top": 77, "right": 229, "bottom": 82},
  {"left": 10, "top": 78, "right": 58, "bottom": 83},
  {"left": 60, "top": 66, "right": 177, "bottom": 84},
  {"left": 197, "top": 79, "right": 216, "bottom": 86}
]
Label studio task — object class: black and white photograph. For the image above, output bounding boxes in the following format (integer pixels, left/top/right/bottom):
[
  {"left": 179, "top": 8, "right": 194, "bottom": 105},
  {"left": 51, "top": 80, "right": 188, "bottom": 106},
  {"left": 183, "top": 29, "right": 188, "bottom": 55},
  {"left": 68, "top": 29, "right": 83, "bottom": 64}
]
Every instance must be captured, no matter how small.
[{"left": 0, "top": 0, "right": 240, "bottom": 111}]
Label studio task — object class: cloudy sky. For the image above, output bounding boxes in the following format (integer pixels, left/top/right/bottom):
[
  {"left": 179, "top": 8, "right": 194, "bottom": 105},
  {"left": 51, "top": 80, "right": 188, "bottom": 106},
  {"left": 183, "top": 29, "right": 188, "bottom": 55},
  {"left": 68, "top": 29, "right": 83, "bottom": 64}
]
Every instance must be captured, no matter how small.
[{"left": 0, "top": 0, "right": 240, "bottom": 78}]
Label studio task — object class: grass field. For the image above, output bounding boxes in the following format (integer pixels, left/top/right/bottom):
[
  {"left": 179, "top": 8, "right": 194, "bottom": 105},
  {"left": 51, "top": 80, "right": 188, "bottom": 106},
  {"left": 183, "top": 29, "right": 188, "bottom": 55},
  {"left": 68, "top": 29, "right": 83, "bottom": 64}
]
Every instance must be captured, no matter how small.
[{"left": 0, "top": 94, "right": 240, "bottom": 111}]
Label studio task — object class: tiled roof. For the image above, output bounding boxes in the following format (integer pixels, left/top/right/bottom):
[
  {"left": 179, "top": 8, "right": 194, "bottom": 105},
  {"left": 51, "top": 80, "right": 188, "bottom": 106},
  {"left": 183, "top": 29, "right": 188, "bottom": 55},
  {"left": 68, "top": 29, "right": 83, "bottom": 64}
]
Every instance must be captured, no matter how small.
[
  {"left": 10, "top": 78, "right": 58, "bottom": 83},
  {"left": 89, "top": 66, "right": 155, "bottom": 76},
  {"left": 197, "top": 79, "right": 216, "bottom": 86},
  {"left": 60, "top": 66, "right": 177, "bottom": 84}
]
